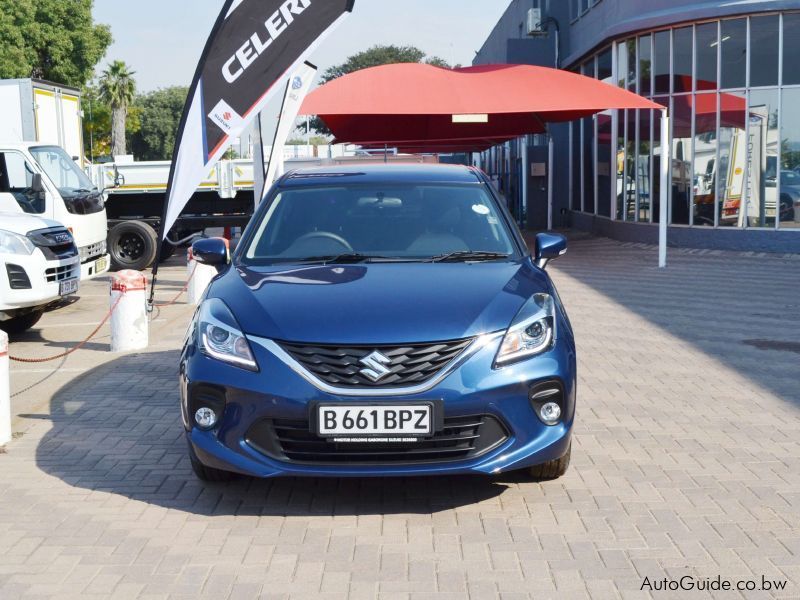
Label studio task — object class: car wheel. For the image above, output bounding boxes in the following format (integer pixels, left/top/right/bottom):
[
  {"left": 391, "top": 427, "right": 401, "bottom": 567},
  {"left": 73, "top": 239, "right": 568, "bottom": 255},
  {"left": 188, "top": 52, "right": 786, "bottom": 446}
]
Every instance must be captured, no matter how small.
[
  {"left": 526, "top": 442, "right": 571, "bottom": 480},
  {"left": 187, "top": 441, "right": 236, "bottom": 482},
  {"left": 0, "top": 310, "right": 44, "bottom": 334},
  {"left": 108, "top": 220, "right": 158, "bottom": 271}
]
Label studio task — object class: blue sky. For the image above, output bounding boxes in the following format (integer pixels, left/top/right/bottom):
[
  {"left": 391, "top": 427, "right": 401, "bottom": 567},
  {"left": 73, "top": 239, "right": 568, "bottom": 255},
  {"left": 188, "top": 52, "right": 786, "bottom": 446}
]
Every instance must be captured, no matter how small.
[{"left": 92, "top": 0, "right": 510, "bottom": 91}]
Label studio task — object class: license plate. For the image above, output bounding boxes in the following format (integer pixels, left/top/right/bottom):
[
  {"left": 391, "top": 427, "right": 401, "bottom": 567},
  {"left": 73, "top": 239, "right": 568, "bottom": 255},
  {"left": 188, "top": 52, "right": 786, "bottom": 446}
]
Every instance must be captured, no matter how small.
[
  {"left": 95, "top": 255, "right": 108, "bottom": 273},
  {"left": 317, "top": 404, "right": 433, "bottom": 438},
  {"left": 59, "top": 278, "right": 79, "bottom": 296}
]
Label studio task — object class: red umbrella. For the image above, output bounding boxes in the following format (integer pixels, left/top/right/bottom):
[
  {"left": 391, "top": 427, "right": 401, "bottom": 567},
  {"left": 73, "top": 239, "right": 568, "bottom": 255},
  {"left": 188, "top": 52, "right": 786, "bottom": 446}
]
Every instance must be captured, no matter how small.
[{"left": 300, "top": 63, "right": 663, "bottom": 152}]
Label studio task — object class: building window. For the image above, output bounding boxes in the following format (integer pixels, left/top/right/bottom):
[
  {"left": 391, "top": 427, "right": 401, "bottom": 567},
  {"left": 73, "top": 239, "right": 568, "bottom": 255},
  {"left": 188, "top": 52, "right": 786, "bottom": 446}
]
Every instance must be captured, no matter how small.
[
  {"left": 693, "top": 92, "right": 717, "bottom": 226},
  {"left": 583, "top": 117, "right": 595, "bottom": 213},
  {"left": 671, "top": 95, "right": 693, "bottom": 224},
  {"left": 745, "top": 88, "right": 779, "bottom": 227},
  {"left": 750, "top": 15, "right": 780, "bottom": 87},
  {"left": 720, "top": 19, "right": 747, "bottom": 89},
  {"left": 673, "top": 27, "right": 693, "bottom": 93},
  {"left": 653, "top": 30, "right": 671, "bottom": 95},
  {"left": 571, "top": 121, "right": 582, "bottom": 211},
  {"left": 780, "top": 88, "right": 800, "bottom": 228},
  {"left": 717, "top": 90, "right": 747, "bottom": 227},
  {"left": 783, "top": 13, "right": 800, "bottom": 85},
  {"left": 639, "top": 35, "right": 652, "bottom": 96},
  {"left": 695, "top": 22, "right": 719, "bottom": 91}
]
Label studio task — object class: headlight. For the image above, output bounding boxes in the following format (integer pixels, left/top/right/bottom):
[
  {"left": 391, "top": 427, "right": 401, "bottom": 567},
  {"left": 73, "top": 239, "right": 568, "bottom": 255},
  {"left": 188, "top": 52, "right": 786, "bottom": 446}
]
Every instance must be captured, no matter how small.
[
  {"left": 0, "top": 230, "right": 35, "bottom": 255},
  {"left": 495, "top": 293, "right": 556, "bottom": 366},
  {"left": 197, "top": 298, "right": 258, "bottom": 371}
]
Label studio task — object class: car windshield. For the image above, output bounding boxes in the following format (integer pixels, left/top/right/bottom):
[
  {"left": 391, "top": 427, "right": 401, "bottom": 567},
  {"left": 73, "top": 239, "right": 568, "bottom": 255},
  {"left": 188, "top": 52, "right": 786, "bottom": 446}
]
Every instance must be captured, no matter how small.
[
  {"left": 242, "top": 183, "right": 517, "bottom": 264},
  {"left": 29, "top": 146, "right": 94, "bottom": 193}
]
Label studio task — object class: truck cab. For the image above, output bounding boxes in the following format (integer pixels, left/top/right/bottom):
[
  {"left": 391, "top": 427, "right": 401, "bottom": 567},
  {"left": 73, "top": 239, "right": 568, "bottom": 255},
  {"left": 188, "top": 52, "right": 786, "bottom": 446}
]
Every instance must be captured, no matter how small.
[{"left": 0, "top": 142, "right": 110, "bottom": 280}]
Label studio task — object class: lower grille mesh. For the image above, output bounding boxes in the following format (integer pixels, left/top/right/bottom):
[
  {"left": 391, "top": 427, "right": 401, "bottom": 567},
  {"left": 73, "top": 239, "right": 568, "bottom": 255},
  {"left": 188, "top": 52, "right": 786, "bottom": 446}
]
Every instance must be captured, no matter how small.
[{"left": 246, "top": 414, "right": 509, "bottom": 464}]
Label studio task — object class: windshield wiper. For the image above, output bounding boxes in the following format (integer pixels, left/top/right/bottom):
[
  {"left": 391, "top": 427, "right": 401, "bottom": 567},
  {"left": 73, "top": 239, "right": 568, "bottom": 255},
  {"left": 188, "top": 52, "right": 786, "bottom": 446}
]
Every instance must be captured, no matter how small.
[
  {"left": 429, "top": 251, "right": 511, "bottom": 263},
  {"left": 294, "top": 253, "right": 409, "bottom": 265}
]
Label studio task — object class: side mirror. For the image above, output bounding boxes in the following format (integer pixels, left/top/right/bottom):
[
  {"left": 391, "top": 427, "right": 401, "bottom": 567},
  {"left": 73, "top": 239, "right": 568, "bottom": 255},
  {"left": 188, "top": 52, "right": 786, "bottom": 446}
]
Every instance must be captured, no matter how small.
[
  {"left": 534, "top": 233, "right": 567, "bottom": 269},
  {"left": 31, "top": 173, "right": 45, "bottom": 194},
  {"left": 192, "top": 237, "right": 230, "bottom": 270}
]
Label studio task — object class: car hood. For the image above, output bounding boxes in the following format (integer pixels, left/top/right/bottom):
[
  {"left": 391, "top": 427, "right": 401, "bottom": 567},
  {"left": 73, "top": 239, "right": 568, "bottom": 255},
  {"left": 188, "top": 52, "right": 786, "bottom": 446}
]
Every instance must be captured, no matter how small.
[{"left": 210, "top": 261, "right": 551, "bottom": 345}]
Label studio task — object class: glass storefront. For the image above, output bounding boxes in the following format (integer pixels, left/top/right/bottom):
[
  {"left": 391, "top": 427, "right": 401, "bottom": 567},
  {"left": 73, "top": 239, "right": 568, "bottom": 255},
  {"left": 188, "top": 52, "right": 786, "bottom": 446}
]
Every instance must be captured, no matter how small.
[{"left": 571, "top": 12, "right": 800, "bottom": 231}]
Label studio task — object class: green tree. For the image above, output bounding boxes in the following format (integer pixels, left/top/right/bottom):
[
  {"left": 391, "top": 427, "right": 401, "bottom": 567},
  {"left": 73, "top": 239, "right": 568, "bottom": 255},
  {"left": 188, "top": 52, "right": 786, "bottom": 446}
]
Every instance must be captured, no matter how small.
[
  {"left": 0, "top": 0, "right": 111, "bottom": 87},
  {"left": 98, "top": 61, "right": 136, "bottom": 157},
  {"left": 130, "top": 86, "right": 189, "bottom": 161},
  {"left": 309, "top": 45, "right": 452, "bottom": 134}
]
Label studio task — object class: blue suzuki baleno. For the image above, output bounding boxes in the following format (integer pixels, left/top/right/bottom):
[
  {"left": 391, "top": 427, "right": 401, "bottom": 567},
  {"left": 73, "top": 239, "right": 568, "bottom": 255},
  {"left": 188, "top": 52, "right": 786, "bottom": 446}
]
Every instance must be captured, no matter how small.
[{"left": 180, "top": 164, "right": 576, "bottom": 481}]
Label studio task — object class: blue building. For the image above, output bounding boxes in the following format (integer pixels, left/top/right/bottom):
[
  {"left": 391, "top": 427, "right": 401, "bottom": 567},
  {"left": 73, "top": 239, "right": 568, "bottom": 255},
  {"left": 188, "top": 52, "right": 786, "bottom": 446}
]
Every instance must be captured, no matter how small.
[{"left": 475, "top": 0, "right": 800, "bottom": 252}]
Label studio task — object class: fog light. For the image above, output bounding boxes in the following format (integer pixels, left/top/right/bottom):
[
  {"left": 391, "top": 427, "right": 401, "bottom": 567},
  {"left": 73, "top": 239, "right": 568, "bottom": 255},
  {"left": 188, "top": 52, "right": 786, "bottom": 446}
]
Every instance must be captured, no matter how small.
[
  {"left": 540, "top": 402, "right": 561, "bottom": 425},
  {"left": 195, "top": 407, "right": 218, "bottom": 429}
]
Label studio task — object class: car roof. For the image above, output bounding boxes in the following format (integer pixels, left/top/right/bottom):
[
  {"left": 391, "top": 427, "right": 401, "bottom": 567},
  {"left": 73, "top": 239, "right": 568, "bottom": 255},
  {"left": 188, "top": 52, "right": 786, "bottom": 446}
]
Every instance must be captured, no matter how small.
[{"left": 278, "top": 163, "right": 483, "bottom": 187}]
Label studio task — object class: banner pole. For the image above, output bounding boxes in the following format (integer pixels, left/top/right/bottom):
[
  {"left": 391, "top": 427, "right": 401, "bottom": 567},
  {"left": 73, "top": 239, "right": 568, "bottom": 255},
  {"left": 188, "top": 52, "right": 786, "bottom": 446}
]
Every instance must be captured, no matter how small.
[
  {"left": 149, "top": 0, "right": 237, "bottom": 307},
  {"left": 253, "top": 112, "right": 267, "bottom": 207}
]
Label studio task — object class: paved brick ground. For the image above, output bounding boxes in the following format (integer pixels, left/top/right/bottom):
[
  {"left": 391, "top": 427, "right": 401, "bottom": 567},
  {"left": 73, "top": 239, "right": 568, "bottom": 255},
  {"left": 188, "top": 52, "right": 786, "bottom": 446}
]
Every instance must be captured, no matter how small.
[{"left": 0, "top": 235, "right": 798, "bottom": 599}]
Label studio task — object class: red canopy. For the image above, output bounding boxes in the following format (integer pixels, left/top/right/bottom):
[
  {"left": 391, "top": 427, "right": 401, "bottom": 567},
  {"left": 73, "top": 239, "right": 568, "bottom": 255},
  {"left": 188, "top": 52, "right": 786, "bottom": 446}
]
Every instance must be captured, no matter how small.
[{"left": 300, "top": 63, "right": 664, "bottom": 152}]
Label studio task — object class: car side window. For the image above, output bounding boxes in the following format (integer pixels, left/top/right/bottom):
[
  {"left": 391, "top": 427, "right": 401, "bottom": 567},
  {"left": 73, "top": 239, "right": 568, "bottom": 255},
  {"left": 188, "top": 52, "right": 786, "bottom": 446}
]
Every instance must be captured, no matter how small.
[{"left": 0, "top": 152, "right": 46, "bottom": 214}]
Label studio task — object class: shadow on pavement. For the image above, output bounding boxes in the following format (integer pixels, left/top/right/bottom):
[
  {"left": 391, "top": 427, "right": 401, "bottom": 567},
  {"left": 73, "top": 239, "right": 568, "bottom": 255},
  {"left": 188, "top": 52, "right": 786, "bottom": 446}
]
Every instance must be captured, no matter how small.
[{"left": 37, "top": 351, "right": 511, "bottom": 516}]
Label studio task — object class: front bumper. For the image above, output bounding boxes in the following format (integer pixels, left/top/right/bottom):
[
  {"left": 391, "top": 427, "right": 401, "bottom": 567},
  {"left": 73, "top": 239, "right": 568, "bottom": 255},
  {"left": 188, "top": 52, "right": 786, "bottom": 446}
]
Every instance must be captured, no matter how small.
[
  {"left": 181, "top": 333, "right": 576, "bottom": 478},
  {"left": 0, "top": 251, "right": 80, "bottom": 315}
]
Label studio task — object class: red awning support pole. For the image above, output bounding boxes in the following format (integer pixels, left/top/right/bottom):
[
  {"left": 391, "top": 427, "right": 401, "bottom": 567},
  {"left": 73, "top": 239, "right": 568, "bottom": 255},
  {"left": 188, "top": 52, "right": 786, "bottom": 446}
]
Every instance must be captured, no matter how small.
[{"left": 659, "top": 108, "right": 670, "bottom": 268}]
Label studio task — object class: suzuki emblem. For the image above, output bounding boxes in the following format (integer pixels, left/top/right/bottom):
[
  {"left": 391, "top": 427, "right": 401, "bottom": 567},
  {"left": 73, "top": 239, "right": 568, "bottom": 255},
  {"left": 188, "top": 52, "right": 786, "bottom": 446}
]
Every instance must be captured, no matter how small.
[
  {"left": 359, "top": 351, "right": 392, "bottom": 382},
  {"left": 223, "top": 111, "right": 232, "bottom": 121}
]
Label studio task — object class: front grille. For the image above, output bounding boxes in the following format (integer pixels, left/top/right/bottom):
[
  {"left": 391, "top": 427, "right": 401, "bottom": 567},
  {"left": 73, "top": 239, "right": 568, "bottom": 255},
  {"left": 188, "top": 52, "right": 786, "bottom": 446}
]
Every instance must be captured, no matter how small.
[
  {"left": 280, "top": 338, "right": 474, "bottom": 388},
  {"left": 79, "top": 241, "right": 106, "bottom": 264},
  {"left": 27, "top": 227, "right": 77, "bottom": 261},
  {"left": 246, "top": 414, "right": 509, "bottom": 465},
  {"left": 45, "top": 264, "right": 77, "bottom": 283},
  {"left": 6, "top": 264, "right": 31, "bottom": 289}
]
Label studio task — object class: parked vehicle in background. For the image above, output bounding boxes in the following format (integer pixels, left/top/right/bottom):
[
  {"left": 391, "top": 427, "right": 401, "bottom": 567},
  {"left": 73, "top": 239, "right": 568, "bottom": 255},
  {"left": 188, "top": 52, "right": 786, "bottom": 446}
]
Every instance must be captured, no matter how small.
[
  {"left": 180, "top": 164, "right": 576, "bottom": 482},
  {"left": 0, "top": 79, "right": 110, "bottom": 280},
  {"left": 0, "top": 209, "right": 80, "bottom": 333},
  {"left": 0, "top": 143, "right": 109, "bottom": 280}
]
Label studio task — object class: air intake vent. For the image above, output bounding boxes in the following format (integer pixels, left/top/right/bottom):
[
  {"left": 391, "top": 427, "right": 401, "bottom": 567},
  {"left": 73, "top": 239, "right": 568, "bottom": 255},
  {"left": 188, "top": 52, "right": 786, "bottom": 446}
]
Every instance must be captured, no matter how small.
[{"left": 6, "top": 264, "right": 31, "bottom": 290}]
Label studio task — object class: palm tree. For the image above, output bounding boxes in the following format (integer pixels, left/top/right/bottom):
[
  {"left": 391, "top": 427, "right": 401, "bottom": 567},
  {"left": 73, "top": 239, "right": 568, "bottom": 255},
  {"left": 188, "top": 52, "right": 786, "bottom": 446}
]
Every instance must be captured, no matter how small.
[{"left": 98, "top": 61, "right": 136, "bottom": 157}]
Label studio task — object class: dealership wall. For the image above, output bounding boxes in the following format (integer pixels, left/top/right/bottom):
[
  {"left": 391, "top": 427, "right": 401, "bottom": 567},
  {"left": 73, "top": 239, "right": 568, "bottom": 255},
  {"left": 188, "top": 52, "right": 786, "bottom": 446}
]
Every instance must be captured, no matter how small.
[{"left": 476, "top": 0, "right": 800, "bottom": 253}]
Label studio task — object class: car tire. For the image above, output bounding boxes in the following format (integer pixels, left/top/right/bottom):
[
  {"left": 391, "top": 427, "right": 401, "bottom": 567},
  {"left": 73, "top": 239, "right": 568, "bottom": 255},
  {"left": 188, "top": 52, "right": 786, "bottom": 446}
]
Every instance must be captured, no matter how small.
[
  {"left": 108, "top": 221, "right": 158, "bottom": 272},
  {"left": 0, "top": 310, "right": 44, "bottom": 334},
  {"left": 527, "top": 442, "right": 571, "bottom": 480},
  {"left": 187, "top": 441, "right": 236, "bottom": 482}
]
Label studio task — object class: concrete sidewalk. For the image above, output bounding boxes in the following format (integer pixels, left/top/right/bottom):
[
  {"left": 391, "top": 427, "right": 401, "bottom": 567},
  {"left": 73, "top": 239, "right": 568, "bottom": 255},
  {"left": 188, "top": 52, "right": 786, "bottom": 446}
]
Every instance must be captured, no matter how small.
[{"left": 0, "top": 235, "right": 798, "bottom": 599}]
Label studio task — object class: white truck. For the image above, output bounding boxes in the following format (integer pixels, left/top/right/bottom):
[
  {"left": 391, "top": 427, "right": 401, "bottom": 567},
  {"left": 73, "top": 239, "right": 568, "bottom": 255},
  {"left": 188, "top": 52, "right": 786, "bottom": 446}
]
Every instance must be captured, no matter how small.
[
  {"left": 0, "top": 79, "right": 110, "bottom": 280},
  {"left": 0, "top": 207, "right": 81, "bottom": 334}
]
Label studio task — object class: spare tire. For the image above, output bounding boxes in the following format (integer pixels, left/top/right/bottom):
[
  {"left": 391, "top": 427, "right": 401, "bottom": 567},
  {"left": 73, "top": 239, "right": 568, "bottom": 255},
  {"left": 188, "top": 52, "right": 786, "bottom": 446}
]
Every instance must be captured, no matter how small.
[{"left": 108, "top": 221, "right": 158, "bottom": 271}]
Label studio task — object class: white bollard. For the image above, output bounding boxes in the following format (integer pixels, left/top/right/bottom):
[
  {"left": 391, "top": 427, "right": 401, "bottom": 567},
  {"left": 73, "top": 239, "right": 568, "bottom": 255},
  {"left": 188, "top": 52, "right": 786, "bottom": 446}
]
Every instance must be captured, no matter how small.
[
  {"left": 0, "top": 330, "right": 9, "bottom": 446},
  {"left": 110, "top": 270, "right": 149, "bottom": 352},
  {"left": 187, "top": 248, "right": 219, "bottom": 305}
]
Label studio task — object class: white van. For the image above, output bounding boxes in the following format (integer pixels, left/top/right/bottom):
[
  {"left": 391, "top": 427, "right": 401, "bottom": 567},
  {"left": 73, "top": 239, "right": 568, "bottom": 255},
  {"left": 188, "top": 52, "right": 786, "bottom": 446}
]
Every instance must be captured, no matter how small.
[{"left": 0, "top": 142, "right": 109, "bottom": 279}]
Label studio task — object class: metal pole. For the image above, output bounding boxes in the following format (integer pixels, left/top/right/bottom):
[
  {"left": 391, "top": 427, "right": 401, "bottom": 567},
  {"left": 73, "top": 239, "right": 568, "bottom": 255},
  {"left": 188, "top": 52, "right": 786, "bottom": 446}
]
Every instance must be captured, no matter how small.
[
  {"left": 253, "top": 111, "right": 266, "bottom": 206},
  {"left": 521, "top": 137, "right": 529, "bottom": 228},
  {"left": 548, "top": 133, "right": 554, "bottom": 230},
  {"left": 659, "top": 108, "right": 670, "bottom": 268}
]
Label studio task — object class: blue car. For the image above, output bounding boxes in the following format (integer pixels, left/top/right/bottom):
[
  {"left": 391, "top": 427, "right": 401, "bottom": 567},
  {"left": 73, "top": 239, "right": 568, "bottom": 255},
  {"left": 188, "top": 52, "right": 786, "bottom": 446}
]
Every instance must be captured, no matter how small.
[{"left": 180, "top": 164, "right": 576, "bottom": 481}]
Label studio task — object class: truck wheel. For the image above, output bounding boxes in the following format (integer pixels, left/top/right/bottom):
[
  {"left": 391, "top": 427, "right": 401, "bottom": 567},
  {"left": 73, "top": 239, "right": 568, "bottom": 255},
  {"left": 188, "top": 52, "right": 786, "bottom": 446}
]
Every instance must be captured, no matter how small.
[
  {"left": 109, "top": 221, "right": 158, "bottom": 271},
  {"left": 0, "top": 310, "right": 44, "bottom": 334}
]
